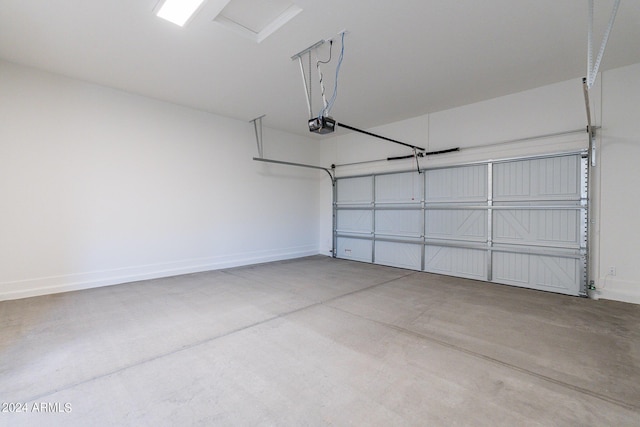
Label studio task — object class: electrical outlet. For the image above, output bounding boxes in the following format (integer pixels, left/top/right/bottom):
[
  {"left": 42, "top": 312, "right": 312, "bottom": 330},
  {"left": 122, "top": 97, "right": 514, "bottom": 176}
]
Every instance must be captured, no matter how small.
[{"left": 608, "top": 266, "right": 616, "bottom": 276}]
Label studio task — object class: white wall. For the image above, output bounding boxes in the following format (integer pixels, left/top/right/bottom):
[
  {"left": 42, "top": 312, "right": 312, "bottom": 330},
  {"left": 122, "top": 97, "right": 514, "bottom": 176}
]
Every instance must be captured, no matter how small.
[
  {"left": 598, "top": 63, "right": 640, "bottom": 304},
  {"left": 321, "top": 62, "right": 640, "bottom": 304},
  {"left": 0, "top": 60, "right": 322, "bottom": 301}
]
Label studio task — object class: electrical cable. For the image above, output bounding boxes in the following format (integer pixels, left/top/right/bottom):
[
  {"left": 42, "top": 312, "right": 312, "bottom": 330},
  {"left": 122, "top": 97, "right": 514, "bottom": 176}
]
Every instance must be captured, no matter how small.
[
  {"left": 316, "top": 41, "right": 332, "bottom": 118},
  {"left": 326, "top": 32, "right": 345, "bottom": 116},
  {"left": 316, "top": 53, "right": 329, "bottom": 116},
  {"left": 318, "top": 40, "right": 333, "bottom": 65}
]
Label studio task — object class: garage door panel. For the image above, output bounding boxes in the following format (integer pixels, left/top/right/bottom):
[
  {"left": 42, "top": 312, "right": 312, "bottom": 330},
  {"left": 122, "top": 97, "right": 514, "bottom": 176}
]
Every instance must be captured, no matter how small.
[
  {"left": 425, "top": 165, "right": 487, "bottom": 202},
  {"left": 424, "top": 245, "right": 487, "bottom": 280},
  {"left": 535, "top": 156, "right": 580, "bottom": 198},
  {"left": 375, "top": 210, "right": 422, "bottom": 237},
  {"left": 493, "top": 209, "right": 581, "bottom": 248},
  {"left": 337, "top": 237, "right": 372, "bottom": 263},
  {"left": 337, "top": 210, "right": 372, "bottom": 234},
  {"left": 375, "top": 241, "right": 421, "bottom": 270},
  {"left": 491, "top": 252, "right": 529, "bottom": 285},
  {"left": 493, "top": 161, "right": 530, "bottom": 200},
  {"left": 337, "top": 177, "right": 373, "bottom": 204},
  {"left": 534, "top": 255, "right": 581, "bottom": 292},
  {"left": 494, "top": 155, "right": 581, "bottom": 201},
  {"left": 425, "top": 209, "right": 487, "bottom": 242},
  {"left": 376, "top": 172, "right": 423, "bottom": 203},
  {"left": 493, "top": 252, "right": 581, "bottom": 294}
]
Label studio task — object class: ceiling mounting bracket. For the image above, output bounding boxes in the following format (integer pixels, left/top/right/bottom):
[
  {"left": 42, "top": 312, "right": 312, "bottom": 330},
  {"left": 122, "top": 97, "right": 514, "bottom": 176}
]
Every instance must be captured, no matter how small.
[
  {"left": 585, "top": 0, "right": 621, "bottom": 90},
  {"left": 250, "top": 114, "right": 335, "bottom": 186},
  {"left": 583, "top": 0, "right": 620, "bottom": 167},
  {"left": 291, "top": 30, "right": 349, "bottom": 120},
  {"left": 250, "top": 114, "right": 266, "bottom": 159}
]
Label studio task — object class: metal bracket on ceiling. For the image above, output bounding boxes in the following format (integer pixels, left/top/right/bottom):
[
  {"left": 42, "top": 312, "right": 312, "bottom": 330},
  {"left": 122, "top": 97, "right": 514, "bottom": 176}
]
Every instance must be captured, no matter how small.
[
  {"left": 250, "top": 114, "right": 266, "bottom": 159},
  {"left": 583, "top": 0, "right": 620, "bottom": 167},
  {"left": 291, "top": 30, "right": 349, "bottom": 120},
  {"left": 585, "top": 0, "right": 621, "bottom": 90},
  {"left": 250, "top": 114, "right": 335, "bottom": 186}
]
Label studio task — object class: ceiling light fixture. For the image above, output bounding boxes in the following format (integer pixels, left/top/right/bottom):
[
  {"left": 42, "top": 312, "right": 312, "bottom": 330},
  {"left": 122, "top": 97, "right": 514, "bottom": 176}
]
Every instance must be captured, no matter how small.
[{"left": 155, "top": 0, "right": 207, "bottom": 27}]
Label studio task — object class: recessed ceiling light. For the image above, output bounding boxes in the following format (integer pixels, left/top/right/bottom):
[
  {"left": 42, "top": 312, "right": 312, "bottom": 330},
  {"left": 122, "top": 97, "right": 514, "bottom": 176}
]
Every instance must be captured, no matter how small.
[{"left": 155, "top": 0, "right": 207, "bottom": 27}]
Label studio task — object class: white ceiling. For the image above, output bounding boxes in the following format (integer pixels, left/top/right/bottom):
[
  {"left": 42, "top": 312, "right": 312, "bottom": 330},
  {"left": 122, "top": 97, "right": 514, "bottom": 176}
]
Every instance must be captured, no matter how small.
[{"left": 1, "top": 0, "right": 639, "bottom": 136}]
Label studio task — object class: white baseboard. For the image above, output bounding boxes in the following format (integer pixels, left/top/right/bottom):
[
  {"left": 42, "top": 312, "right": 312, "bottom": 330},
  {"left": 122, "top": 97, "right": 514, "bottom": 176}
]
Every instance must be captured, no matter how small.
[
  {"left": 0, "top": 246, "right": 320, "bottom": 301},
  {"left": 593, "top": 276, "right": 640, "bottom": 305}
]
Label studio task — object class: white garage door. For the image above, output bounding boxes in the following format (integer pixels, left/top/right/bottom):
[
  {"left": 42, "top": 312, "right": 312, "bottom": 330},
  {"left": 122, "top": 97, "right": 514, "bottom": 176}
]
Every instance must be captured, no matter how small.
[{"left": 334, "top": 152, "right": 588, "bottom": 296}]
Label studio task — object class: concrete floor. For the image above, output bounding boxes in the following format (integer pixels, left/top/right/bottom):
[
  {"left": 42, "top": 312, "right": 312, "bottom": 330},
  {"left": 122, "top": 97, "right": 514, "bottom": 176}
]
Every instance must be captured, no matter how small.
[{"left": 1, "top": 256, "right": 639, "bottom": 426}]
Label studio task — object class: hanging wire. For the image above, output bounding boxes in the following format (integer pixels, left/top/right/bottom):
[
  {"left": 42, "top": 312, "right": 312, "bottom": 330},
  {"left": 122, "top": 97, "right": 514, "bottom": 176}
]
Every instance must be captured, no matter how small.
[
  {"left": 318, "top": 40, "right": 333, "bottom": 65},
  {"left": 316, "top": 54, "right": 328, "bottom": 116},
  {"left": 325, "top": 32, "right": 345, "bottom": 116},
  {"left": 317, "top": 41, "right": 333, "bottom": 118},
  {"left": 316, "top": 44, "right": 332, "bottom": 118}
]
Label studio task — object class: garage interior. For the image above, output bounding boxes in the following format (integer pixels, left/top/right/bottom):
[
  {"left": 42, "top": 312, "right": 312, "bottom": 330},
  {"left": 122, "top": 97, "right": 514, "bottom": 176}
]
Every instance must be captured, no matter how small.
[{"left": 1, "top": 1, "right": 640, "bottom": 425}]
